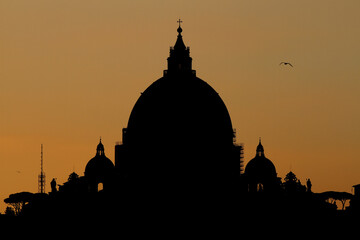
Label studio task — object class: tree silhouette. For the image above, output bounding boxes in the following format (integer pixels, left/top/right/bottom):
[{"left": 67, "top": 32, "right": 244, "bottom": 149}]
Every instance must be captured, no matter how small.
[
  {"left": 320, "top": 191, "right": 353, "bottom": 210},
  {"left": 4, "top": 192, "right": 34, "bottom": 216},
  {"left": 283, "top": 171, "right": 306, "bottom": 193},
  {"left": 284, "top": 171, "right": 297, "bottom": 182},
  {"left": 68, "top": 172, "right": 80, "bottom": 182}
]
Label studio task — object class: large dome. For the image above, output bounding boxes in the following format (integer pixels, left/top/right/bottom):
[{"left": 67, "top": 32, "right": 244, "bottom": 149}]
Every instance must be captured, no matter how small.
[
  {"left": 126, "top": 74, "right": 234, "bottom": 146},
  {"left": 123, "top": 70, "right": 235, "bottom": 183},
  {"left": 125, "top": 25, "right": 234, "bottom": 148},
  {"left": 117, "top": 24, "right": 240, "bottom": 184}
]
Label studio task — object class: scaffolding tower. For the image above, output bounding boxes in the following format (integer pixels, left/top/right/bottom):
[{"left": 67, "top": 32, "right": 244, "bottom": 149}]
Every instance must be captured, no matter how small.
[
  {"left": 233, "top": 128, "right": 244, "bottom": 175},
  {"left": 239, "top": 144, "right": 244, "bottom": 174},
  {"left": 38, "top": 144, "right": 45, "bottom": 193}
]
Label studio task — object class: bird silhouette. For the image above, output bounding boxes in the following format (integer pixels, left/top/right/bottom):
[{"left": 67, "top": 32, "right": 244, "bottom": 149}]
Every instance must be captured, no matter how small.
[{"left": 280, "top": 62, "right": 293, "bottom": 67}]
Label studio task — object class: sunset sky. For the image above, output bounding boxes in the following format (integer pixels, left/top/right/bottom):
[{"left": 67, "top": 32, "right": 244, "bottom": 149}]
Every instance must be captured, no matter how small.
[{"left": 1, "top": 0, "right": 360, "bottom": 211}]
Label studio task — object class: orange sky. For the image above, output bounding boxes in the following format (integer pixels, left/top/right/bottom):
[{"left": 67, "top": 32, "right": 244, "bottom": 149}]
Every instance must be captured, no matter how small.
[{"left": 1, "top": 0, "right": 360, "bottom": 212}]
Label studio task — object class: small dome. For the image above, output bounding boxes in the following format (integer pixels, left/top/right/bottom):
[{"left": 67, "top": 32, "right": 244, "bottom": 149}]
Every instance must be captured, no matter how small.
[
  {"left": 245, "top": 140, "right": 277, "bottom": 179},
  {"left": 85, "top": 155, "right": 114, "bottom": 177},
  {"left": 85, "top": 140, "right": 114, "bottom": 180},
  {"left": 245, "top": 157, "right": 277, "bottom": 179}
]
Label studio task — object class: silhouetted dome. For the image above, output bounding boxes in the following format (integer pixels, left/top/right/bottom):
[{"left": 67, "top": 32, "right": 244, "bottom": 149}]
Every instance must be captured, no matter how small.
[
  {"left": 85, "top": 139, "right": 114, "bottom": 180},
  {"left": 125, "top": 25, "right": 234, "bottom": 149},
  {"left": 245, "top": 156, "right": 277, "bottom": 179},
  {"left": 245, "top": 140, "right": 277, "bottom": 179},
  {"left": 120, "top": 24, "right": 238, "bottom": 182},
  {"left": 126, "top": 76, "right": 233, "bottom": 144}
]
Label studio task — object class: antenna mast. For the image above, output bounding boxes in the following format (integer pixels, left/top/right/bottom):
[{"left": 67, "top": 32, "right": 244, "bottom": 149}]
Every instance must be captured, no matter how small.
[{"left": 38, "top": 144, "right": 46, "bottom": 193}]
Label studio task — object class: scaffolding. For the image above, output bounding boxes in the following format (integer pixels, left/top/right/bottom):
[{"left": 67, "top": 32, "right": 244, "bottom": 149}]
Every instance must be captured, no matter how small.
[
  {"left": 233, "top": 128, "right": 244, "bottom": 175},
  {"left": 239, "top": 143, "right": 244, "bottom": 175}
]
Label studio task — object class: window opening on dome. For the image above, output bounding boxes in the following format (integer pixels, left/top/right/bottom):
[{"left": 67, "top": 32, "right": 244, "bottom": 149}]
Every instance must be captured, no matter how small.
[{"left": 98, "top": 182, "right": 103, "bottom": 192}]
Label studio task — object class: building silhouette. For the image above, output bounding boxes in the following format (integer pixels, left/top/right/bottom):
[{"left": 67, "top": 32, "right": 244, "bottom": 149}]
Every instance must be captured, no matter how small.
[
  {"left": 26, "top": 23, "right": 245, "bottom": 216},
  {"left": 85, "top": 139, "right": 115, "bottom": 192},
  {"left": 114, "top": 23, "right": 243, "bottom": 197},
  {"left": 244, "top": 139, "right": 281, "bottom": 192}
]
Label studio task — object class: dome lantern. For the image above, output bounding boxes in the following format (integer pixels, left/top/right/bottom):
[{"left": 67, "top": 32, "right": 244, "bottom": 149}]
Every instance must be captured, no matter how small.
[
  {"left": 166, "top": 19, "right": 194, "bottom": 76},
  {"left": 256, "top": 138, "right": 265, "bottom": 157},
  {"left": 96, "top": 138, "right": 105, "bottom": 156}
]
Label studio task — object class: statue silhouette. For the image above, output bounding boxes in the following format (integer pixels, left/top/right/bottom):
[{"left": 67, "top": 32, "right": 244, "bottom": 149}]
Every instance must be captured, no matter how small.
[{"left": 51, "top": 178, "right": 57, "bottom": 193}]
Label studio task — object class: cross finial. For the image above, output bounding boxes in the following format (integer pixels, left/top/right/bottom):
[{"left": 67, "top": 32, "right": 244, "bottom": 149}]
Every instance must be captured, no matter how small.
[{"left": 177, "top": 18, "right": 183, "bottom": 27}]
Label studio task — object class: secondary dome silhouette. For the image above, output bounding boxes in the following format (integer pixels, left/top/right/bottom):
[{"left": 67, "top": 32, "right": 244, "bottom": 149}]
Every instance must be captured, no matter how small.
[
  {"left": 245, "top": 140, "right": 276, "bottom": 177},
  {"left": 85, "top": 139, "right": 115, "bottom": 192},
  {"left": 115, "top": 22, "right": 242, "bottom": 191},
  {"left": 245, "top": 139, "right": 279, "bottom": 192}
]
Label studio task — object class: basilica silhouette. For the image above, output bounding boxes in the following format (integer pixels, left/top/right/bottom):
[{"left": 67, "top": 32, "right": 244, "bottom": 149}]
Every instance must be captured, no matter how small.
[
  {"left": 115, "top": 22, "right": 243, "bottom": 197},
  {"left": 4, "top": 22, "right": 359, "bottom": 225},
  {"left": 50, "top": 22, "right": 244, "bottom": 199}
]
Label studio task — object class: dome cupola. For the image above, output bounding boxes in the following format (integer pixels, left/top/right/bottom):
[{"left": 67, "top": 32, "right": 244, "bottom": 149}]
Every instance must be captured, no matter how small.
[
  {"left": 256, "top": 138, "right": 265, "bottom": 157},
  {"left": 245, "top": 139, "right": 278, "bottom": 192},
  {"left": 96, "top": 138, "right": 105, "bottom": 156},
  {"left": 166, "top": 19, "right": 193, "bottom": 76},
  {"left": 85, "top": 139, "right": 115, "bottom": 192}
]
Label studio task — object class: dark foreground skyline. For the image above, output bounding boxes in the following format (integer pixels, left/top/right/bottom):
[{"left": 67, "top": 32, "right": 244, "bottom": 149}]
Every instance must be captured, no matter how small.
[{"left": 2, "top": 24, "right": 360, "bottom": 228}]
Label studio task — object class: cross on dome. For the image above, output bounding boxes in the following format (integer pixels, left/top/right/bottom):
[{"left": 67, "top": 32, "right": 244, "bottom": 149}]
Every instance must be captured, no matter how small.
[
  {"left": 177, "top": 19, "right": 183, "bottom": 35},
  {"left": 177, "top": 18, "right": 183, "bottom": 27}
]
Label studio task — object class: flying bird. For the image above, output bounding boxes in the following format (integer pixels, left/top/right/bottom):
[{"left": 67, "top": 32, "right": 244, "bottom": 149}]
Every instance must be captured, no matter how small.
[{"left": 280, "top": 62, "right": 293, "bottom": 67}]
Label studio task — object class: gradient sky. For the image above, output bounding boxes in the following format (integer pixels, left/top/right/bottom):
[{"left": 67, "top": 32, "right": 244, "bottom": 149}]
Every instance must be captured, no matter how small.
[{"left": 1, "top": 0, "right": 360, "bottom": 212}]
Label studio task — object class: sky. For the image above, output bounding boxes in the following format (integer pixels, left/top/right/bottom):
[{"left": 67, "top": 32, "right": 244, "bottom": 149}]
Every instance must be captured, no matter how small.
[{"left": 1, "top": 0, "right": 360, "bottom": 212}]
